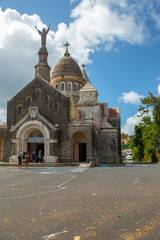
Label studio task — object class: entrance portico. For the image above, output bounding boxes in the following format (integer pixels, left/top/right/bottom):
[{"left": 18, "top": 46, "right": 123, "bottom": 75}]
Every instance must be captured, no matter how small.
[{"left": 10, "top": 120, "right": 58, "bottom": 163}]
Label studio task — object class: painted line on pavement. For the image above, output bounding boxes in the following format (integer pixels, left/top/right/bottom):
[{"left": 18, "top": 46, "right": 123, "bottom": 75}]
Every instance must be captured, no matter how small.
[
  {"left": 100, "top": 165, "right": 109, "bottom": 168},
  {"left": 43, "top": 230, "right": 68, "bottom": 240},
  {"left": 57, "top": 175, "right": 77, "bottom": 188},
  {"left": 0, "top": 175, "right": 43, "bottom": 191},
  {"left": 0, "top": 186, "right": 66, "bottom": 200}
]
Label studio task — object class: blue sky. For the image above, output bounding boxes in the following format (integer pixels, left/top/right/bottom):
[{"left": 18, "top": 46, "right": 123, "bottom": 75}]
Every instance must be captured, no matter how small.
[{"left": 0, "top": 0, "right": 160, "bottom": 134}]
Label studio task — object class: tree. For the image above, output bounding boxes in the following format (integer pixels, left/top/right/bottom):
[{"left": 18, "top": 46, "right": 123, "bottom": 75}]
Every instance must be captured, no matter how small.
[
  {"left": 137, "top": 92, "right": 160, "bottom": 162},
  {"left": 130, "top": 117, "right": 150, "bottom": 162},
  {"left": 121, "top": 133, "right": 129, "bottom": 139}
]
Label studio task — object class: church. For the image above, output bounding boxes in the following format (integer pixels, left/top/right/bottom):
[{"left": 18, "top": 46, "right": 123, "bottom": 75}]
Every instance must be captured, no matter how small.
[{"left": 0, "top": 26, "right": 121, "bottom": 164}]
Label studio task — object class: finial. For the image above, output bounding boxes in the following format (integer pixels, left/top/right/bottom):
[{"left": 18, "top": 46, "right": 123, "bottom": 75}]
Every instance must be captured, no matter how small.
[
  {"left": 64, "top": 41, "right": 70, "bottom": 56},
  {"left": 82, "top": 64, "right": 85, "bottom": 68}
]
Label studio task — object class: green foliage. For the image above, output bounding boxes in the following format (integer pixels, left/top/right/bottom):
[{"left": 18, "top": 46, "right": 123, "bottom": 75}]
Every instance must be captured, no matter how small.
[
  {"left": 121, "top": 133, "right": 129, "bottom": 139},
  {"left": 132, "top": 92, "right": 160, "bottom": 163}
]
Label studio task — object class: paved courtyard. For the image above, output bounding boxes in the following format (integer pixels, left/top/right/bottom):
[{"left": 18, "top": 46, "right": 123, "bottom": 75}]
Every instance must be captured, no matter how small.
[{"left": 0, "top": 164, "right": 160, "bottom": 240}]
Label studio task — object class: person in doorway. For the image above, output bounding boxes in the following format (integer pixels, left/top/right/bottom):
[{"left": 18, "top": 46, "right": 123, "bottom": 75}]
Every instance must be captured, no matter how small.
[
  {"left": 18, "top": 152, "right": 23, "bottom": 169},
  {"left": 32, "top": 151, "right": 36, "bottom": 162},
  {"left": 25, "top": 152, "right": 30, "bottom": 168},
  {"left": 22, "top": 151, "right": 26, "bottom": 160},
  {"left": 38, "top": 150, "right": 43, "bottom": 163}
]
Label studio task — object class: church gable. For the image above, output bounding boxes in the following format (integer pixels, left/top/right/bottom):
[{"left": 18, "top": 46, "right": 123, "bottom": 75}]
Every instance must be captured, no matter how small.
[{"left": 7, "top": 77, "right": 69, "bottom": 129}]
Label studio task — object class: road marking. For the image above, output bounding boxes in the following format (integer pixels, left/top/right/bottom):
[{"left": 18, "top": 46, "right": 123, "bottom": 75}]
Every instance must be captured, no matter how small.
[
  {"left": 70, "top": 168, "right": 87, "bottom": 172},
  {"left": 57, "top": 175, "right": 76, "bottom": 188},
  {"left": 40, "top": 172, "right": 51, "bottom": 174},
  {"left": 43, "top": 230, "right": 68, "bottom": 240},
  {"left": 0, "top": 186, "right": 66, "bottom": 200},
  {"left": 100, "top": 165, "right": 109, "bottom": 168},
  {"left": 0, "top": 175, "right": 43, "bottom": 191}
]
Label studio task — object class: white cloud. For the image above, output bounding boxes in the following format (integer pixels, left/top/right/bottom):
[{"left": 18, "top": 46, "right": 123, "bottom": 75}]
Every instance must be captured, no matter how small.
[
  {"left": 67, "top": 0, "right": 147, "bottom": 62},
  {"left": 119, "top": 91, "right": 145, "bottom": 104},
  {"left": 0, "top": 108, "right": 6, "bottom": 124},
  {"left": 0, "top": 1, "right": 160, "bottom": 123},
  {"left": 0, "top": 8, "right": 62, "bottom": 113},
  {"left": 122, "top": 110, "right": 152, "bottom": 135},
  {"left": 158, "top": 85, "right": 160, "bottom": 95}
]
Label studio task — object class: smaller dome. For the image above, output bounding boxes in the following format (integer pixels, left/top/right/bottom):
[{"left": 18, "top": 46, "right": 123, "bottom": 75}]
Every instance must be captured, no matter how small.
[{"left": 52, "top": 55, "right": 82, "bottom": 79}]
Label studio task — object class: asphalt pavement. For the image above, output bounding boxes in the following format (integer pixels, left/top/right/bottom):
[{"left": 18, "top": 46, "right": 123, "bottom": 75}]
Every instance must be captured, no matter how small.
[{"left": 0, "top": 165, "right": 160, "bottom": 240}]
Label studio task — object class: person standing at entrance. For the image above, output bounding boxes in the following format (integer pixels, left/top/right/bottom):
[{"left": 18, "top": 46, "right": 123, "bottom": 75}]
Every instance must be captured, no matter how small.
[
  {"left": 25, "top": 152, "right": 30, "bottom": 168},
  {"left": 18, "top": 152, "right": 22, "bottom": 169},
  {"left": 32, "top": 151, "right": 36, "bottom": 162},
  {"left": 38, "top": 150, "right": 43, "bottom": 163}
]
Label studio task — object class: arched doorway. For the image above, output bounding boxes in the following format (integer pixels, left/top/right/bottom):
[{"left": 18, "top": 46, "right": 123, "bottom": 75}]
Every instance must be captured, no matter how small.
[
  {"left": 0, "top": 135, "right": 3, "bottom": 161},
  {"left": 72, "top": 132, "right": 87, "bottom": 162},
  {"left": 16, "top": 120, "right": 51, "bottom": 159},
  {"left": 27, "top": 130, "right": 44, "bottom": 160}
]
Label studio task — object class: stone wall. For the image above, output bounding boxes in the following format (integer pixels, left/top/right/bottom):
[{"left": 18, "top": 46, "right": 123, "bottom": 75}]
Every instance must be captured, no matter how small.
[
  {"left": 100, "top": 130, "right": 120, "bottom": 164},
  {"left": 0, "top": 127, "right": 11, "bottom": 162}
]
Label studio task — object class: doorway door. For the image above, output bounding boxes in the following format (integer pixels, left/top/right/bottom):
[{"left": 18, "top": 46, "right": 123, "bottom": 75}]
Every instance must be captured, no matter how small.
[
  {"left": 79, "top": 143, "right": 86, "bottom": 162},
  {"left": 72, "top": 132, "right": 87, "bottom": 162}
]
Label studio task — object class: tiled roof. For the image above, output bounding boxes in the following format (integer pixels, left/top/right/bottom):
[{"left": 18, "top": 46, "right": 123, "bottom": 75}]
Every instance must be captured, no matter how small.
[
  {"left": 79, "top": 82, "right": 97, "bottom": 92},
  {"left": 109, "top": 108, "right": 117, "bottom": 118},
  {"left": 0, "top": 123, "right": 6, "bottom": 126}
]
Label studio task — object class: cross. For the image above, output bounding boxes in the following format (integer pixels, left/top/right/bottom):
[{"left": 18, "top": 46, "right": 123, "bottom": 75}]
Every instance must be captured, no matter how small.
[{"left": 64, "top": 41, "right": 70, "bottom": 52}]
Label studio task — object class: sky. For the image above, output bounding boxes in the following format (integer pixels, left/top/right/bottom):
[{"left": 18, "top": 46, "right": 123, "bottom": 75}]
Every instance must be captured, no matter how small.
[{"left": 0, "top": 0, "right": 160, "bottom": 135}]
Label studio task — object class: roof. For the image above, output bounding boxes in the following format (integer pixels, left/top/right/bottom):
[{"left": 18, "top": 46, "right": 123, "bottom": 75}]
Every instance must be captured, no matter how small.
[
  {"left": 81, "top": 65, "right": 90, "bottom": 83},
  {"left": 0, "top": 123, "right": 6, "bottom": 126},
  {"left": 79, "top": 82, "right": 97, "bottom": 93},
  {"left": 109, "top": 108, "right": 117, "bottom": 118},
  {"left": 0, "top": 123, "right": 7, "bottom": 129},
  {"left": 52, "top": 55, "right": 82, "bottom": 79}
]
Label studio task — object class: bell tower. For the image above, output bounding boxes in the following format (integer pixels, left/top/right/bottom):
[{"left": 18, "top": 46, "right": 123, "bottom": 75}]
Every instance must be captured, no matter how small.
[{"left": 34, "top": 25, "right": 51, "bottom": 82}]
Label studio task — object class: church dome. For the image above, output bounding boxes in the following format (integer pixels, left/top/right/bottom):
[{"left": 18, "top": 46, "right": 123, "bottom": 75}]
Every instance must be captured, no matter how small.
[
  {"left": 52, "top": 55, "right": 82, "bottom": 78},
  {"left": 50, "top": 42, "right": 85, "bottom": 97}
]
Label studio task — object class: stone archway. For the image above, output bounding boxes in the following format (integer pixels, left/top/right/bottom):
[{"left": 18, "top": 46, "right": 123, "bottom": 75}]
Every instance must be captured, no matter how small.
[
  {"left": 27, "top": 130, "right": 44, "bottom": 161},
  {"left": 72, "top": 132, "right": 87, "bottom": 162},
  {"left": 0, "top": 135, "right": 3, "bottom": 161},
  {"left": 10, "top": 120, "right": 59, "bottom": 163},
  {"left": 16, "top": 120, "right": 50, "bottom": 158}
]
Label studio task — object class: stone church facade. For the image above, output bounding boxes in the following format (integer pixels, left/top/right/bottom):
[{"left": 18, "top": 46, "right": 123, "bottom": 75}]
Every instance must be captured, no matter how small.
[{"left": 0, "top": 34, "right": 121, "bottom": 164}]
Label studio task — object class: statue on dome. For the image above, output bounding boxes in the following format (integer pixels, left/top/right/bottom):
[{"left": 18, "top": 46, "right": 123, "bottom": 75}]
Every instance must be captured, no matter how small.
[{"left": 35, "top": 24, "right": 51, "bottom": 47}]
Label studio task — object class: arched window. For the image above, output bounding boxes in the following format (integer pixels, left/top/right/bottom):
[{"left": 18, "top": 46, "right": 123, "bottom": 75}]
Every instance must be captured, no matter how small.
[
  {"left": 67, "top": 83, "right": 71, "bottom": 91},
  {"left": 34, "top": 88, "right": 41, "bottom": 98},
  {"left": 26, "top": 96, "right": 31, "bottom": 106},
  {"left": 18, "top": 106, "right": 22, "bottom": 114},
  {"left": 110, "top": 140, "right": 115, "bottom": 151},
  {"left": 44, "top": 95, "right": 49, "bottom": 106},
  {"left": 55, "top": 84, "right": 59, "bottom": 90},
  {"left": 73, "top": 84, "right": 78, "bottom": 91},
  {"left": 61, "top": 83, "right": 65, "bottom": 91},
  {"left": 16, "top": 104, "right": 22, "bottom": 114}
]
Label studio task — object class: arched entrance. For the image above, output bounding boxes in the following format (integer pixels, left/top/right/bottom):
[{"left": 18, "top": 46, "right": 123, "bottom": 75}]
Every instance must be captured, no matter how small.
[
  {"left": 72, "top": 132, "right": 87, "bottom": 162},
  {"left": 27, "top": 130, "right": 44, "bottom": 160},
  {"left": 0, "top": 135, "right": 3, "bottom": 161},
  {"left": 16, "top": 120, "right": 50, "bottom": 159}
]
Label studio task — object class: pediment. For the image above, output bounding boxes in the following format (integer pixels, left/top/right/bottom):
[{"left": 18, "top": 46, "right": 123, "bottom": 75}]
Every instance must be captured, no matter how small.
[{"left": 10, "top": 107, "right": 59, "bottom": 133}]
